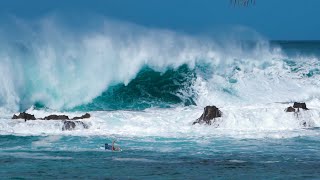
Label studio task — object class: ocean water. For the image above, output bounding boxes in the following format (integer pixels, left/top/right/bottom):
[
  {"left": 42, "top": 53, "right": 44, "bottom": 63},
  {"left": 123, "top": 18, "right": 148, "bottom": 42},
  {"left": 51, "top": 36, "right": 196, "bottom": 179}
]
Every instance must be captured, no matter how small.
[{"left": 0, "top": 19, "right": 320, "bottom": 179}]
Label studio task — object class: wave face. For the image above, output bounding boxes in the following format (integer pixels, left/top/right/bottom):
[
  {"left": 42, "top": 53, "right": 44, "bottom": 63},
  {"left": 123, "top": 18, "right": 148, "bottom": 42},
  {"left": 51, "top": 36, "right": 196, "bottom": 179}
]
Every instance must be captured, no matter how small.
[
  {"left": 74, "top": 65, "right": 196, "bottom": 111},
  {"left": 0, "top": 17, "right": 320, "bottom": 112}
]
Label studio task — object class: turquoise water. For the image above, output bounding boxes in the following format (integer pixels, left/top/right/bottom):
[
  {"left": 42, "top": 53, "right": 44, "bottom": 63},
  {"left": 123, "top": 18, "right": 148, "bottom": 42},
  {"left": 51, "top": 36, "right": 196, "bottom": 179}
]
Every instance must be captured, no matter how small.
[
  {"left": 1, "top": 131, "right": 320, "bottom": 179},
  {"left": 1, "top": 20, "right": 320, "bottom": 179},
  {"left": 72, "top": 65, "right": 196, "bottom": 111}
]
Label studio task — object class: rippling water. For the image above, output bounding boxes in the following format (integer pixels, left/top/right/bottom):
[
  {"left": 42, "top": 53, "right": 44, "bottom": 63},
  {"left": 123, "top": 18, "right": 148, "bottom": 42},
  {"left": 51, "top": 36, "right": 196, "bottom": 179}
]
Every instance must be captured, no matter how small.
[{"left": 1, "top": 133, "right": 320, "bottom": 179}]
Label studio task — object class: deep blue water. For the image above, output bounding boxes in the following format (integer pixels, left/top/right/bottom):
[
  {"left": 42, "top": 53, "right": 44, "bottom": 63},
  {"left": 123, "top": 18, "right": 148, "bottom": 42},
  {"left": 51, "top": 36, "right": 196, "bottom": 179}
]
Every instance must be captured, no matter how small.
[{"left": 1, "top": 132, "right": 320, "bottom": 179}]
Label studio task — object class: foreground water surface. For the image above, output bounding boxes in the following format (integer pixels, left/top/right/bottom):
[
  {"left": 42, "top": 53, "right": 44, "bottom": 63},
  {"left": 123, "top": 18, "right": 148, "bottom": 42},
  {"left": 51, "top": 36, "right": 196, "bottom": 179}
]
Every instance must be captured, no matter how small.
[{"left": 1, "top": 130, "right": 320, "bottom": 179}]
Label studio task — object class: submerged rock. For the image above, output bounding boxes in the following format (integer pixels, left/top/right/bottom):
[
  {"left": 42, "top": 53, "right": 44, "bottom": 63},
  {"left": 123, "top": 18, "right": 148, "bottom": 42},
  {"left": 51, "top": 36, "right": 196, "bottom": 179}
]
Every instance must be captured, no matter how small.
[
  {"left": 62, "top": 121, "right": 89, "bottom": 131},
  {"left": 193, "top": 106, "right": 222, "bottom": 125},
  {"left": 12, "top": 112, "right": 36, "bottom": 120},
  {"left": 62, "top": 121, "right": 75, "bottom": 130}
]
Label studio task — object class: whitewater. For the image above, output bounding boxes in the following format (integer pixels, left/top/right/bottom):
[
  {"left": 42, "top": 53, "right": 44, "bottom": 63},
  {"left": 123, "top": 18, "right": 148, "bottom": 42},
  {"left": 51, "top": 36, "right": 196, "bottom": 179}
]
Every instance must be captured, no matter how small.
[{"left": 1, "top": 18, "right": 320, "bottom": 179}]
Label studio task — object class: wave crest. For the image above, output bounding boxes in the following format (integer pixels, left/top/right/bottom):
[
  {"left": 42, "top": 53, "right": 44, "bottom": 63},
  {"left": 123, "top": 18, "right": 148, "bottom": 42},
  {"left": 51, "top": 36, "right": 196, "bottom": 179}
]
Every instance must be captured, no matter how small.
[{"left": 0, "top": 16, "right": 301, "bottom": 111}]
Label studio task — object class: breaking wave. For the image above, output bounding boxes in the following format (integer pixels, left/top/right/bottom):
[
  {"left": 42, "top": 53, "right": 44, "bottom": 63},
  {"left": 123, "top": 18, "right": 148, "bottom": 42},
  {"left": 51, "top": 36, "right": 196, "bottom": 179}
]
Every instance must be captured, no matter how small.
[{"left": 0, "top": 16, "right": 319, "bottom": 113}]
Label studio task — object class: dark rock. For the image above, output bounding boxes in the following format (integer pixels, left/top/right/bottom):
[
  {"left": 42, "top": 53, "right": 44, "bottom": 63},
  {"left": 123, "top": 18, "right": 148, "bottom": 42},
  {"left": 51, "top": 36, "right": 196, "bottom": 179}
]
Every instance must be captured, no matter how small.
[
  {"left": 293, "top": 102, "right": 308, "bottom": 110},
  {"left": 62, "top": 121, "right": 89, "bottom": 131},
  {"left": 284, "top": 102, "right": 312, "bottom": 128},
  {"left": 76, "top": 121, "right": 89, "bottom": 129},
  {"left": 43, "top": 114, "right": 69, "bottom": 120},
  {"left": 285, "top": 106, "right": 295, "bottom": 112},
  {"left": 12, "top": 112, "right": 36, "bottom": 120},
  {"left": 285, "top": 102, "right": 309, "bottom": 112},
  {"left": 302, "top": 121, "right": 307, "bottom": 127},
  {"left": 72, "top": 113, "right": 91, "bottom": 120},
  {"left": 193, "top": 106, "right": 222, "bottom": 125},
  {"left": 62, "top": 121, "right": 75, "bottom": 130}
]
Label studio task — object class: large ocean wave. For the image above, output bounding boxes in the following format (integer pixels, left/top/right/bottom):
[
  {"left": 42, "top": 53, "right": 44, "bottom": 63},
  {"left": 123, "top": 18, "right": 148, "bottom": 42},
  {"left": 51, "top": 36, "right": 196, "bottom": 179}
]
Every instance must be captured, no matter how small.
[
  {"left": 73, "top": 65, "right": 197, "bottom": 111},
  {"left": 0, "top": 17, "right": 319, "bottom": 113}
]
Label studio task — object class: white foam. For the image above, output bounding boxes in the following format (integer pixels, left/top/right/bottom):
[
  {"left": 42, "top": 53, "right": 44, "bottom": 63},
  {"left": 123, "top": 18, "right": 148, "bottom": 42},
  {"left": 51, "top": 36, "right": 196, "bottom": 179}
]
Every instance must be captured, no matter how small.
[
  {"left": 32, "top": 135, "right": 62, "bottom": 147},
  {"left": 1, "top": 103, "right": 319, "bottom": 139},
  {"left": 0, "top": 16, "right": 285, "bottom": 111},
  {"left": 194, "top": 55, "right": 320, "bottom": 107},
  {"left": 112, "top": 157, "right": 159, "bottom": 163},
  {"left": 0, "top": 152, "right": 72, "bottom": 160},
  {"left": 0, "top": 17, "right": 319, "bottom": 139},
  {"left": 259, "top": 161, "right": 280, "bottom": 164}
]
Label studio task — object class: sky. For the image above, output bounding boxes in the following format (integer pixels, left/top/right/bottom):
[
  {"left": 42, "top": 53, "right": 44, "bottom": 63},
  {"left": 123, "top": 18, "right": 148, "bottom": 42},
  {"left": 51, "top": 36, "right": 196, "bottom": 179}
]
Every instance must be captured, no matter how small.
[{"left": 0, "top": 0, "right": 319, "bottom": 40}]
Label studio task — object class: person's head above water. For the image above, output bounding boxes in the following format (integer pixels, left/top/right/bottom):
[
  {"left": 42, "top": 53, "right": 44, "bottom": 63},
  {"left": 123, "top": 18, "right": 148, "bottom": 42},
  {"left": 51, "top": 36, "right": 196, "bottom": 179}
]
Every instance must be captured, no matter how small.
[{"left": 105, "top": 143, "right": 110, "bottom": 149}]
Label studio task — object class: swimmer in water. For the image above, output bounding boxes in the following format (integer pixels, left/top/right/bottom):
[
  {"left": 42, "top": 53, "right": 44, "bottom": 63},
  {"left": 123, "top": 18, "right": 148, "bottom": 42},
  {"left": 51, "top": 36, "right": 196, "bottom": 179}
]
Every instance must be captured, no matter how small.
[{"left": 105, "top": 140, "right": 120, "bottom": 151}]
